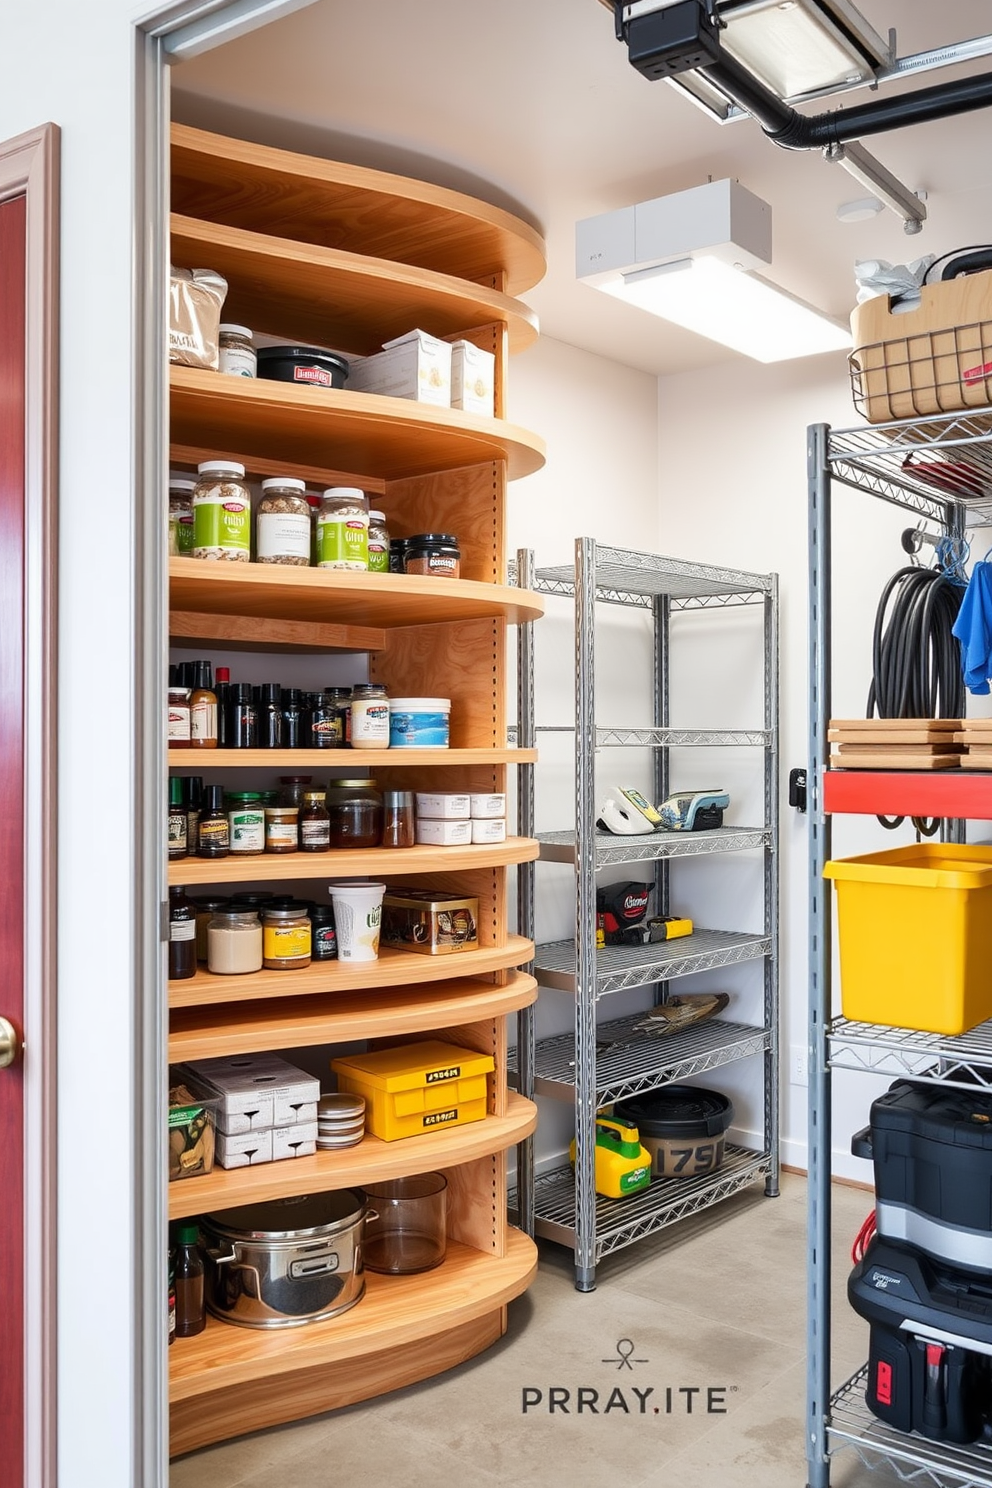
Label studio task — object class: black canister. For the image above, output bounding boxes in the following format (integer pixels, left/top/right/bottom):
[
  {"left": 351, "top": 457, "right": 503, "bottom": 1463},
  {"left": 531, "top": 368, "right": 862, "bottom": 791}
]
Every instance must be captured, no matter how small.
[{"left": 309, "top": 904, "right": 338, "bottom": 960}]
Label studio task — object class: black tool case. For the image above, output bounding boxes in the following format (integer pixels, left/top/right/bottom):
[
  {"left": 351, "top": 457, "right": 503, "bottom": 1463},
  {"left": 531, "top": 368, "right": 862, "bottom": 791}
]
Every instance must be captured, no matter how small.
[
  {"left": 848, "top": 1236, "right": 992, "bottom": 1442},
  {"left": 853, "top": 1078, "right": 992, "bottom": 1273}
]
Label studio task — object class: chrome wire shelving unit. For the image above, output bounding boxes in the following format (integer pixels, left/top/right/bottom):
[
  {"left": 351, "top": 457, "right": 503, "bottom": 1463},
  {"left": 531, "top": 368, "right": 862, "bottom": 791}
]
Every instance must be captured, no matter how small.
[
  {"left": 807, "top": 410, "right": 992, "bottom": 1488},
  {"left": 513, "top": 538, "right": 780, "bottom": 1291}
]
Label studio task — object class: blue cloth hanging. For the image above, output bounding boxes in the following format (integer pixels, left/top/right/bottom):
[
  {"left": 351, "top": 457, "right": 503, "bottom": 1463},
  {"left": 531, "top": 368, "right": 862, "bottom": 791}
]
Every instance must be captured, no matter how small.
[{"left": 952, "top": 560, "right": 992, "bottom": 694}]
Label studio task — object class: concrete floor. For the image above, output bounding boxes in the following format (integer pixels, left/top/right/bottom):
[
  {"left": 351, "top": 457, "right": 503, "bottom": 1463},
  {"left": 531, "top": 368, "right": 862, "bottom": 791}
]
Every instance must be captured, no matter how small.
[{"left": 170, "top": 1173, "right": 908, "bottom": 1488}]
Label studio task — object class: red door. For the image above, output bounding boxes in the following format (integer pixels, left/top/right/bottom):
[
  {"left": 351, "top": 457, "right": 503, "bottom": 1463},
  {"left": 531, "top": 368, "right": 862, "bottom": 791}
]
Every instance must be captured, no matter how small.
[{"left": 0, "top": 189, "right": 27, "bottom": 1486}]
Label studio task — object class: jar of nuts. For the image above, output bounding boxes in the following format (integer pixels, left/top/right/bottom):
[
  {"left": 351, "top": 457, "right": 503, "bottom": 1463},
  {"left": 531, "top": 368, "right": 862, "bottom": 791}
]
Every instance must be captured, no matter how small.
[
  {"left": 257, "top": 478, "right": 311, "bottom": 566},
  {"left": 192, "top": 461, "right": 252, "bottom": 562}
]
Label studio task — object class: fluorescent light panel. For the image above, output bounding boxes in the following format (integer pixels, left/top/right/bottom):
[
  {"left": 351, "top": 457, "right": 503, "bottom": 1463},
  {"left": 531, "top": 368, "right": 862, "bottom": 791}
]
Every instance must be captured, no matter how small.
[
  {"left": 601, "top": 257, "right": 851, "bottom": 362},
  {"left": 720, "top": 0, "right": 884, "bottom": 99}
]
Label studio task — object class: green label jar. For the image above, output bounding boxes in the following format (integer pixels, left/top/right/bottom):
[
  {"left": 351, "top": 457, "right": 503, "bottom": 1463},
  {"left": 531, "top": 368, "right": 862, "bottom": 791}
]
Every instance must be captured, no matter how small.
[
  {"left": 193, "top": 461, "right": 252, "bottom": 562},
  {"left": 316, "top": 487, "right": 369, "bottom": 571}
]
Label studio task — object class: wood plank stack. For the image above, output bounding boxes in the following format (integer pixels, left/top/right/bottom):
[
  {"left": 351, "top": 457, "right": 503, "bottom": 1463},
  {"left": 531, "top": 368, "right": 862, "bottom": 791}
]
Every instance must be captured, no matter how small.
[
  {"left": 954, "top": 719, "right": 992, "bottom": 769},
  {"left": 828, "top": 719, "right": 963, "bottom": 770}
]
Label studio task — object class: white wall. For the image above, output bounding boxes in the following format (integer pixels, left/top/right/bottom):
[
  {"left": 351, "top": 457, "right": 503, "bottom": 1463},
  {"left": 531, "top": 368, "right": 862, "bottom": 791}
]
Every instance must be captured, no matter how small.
[
  {"left": 656, "top": 353, "right": 924, "bottom": 1180},
  {"left": 1, "top": 7, "right": 153, "bottom": 1485}
]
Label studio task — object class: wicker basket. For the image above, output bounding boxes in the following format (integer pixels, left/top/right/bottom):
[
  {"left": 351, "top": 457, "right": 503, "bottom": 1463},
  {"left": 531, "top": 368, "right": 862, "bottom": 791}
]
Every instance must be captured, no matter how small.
[{"left": 850, "top": 269, "right": 992, "bottom": 423}]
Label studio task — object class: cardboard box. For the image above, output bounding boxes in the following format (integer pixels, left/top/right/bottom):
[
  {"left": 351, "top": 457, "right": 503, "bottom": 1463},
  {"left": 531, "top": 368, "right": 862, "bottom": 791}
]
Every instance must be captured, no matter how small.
[
  {"left": 181, "top": 1054, "right": 320, "bottom": 1134},
  {"left": 471, "top": 817, "right": 506, "bottom": 844},
  {"left": 215, "top": 1127, "right": 274, "bottom": 1168},
  {"left": 331, "top": 1039, "right": 494, "bottom": 1141},
  {"left": 415, "top": 792, "right": 470, "bottom": 819},
  {"left": 381, "top": 889, "right": 479, "bottom": 955},
  {"left": 271, "top": 1121, "right": 319, "bottom": 1161},
  {"left": 347, "top": 329, "right": 451, "bottom": 406},
  {"left": 450, "top": 339, "right": 495, "bottom": 416},
  {"left": 415, "top": 817, "right": 472, "bottom": 846},
  {"left": 470, "top": 792, "right": 506, "bottom": 818}
]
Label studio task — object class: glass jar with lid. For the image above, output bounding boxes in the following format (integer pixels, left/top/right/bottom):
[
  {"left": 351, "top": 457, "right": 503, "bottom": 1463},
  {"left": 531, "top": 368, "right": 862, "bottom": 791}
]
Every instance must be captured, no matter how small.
[
  {"left": 264, "top": 805, "right": 299, "bottom": 854},
  {"left": 404, "top": 533, "right": 460, "bottom": 578},
  {"left": 218, "top": 324, "right": 256, "bottom": 378},
  {"left": 192, "top": 461, "right": 252, "bottom": 562},
  {"left": 168, "top": 477, "right": 195, "bottom": 557},
  {"left": 257, "top": 477, "right": 311, "bottom": 567},
  {"left": 326, "top": 779, "right": 383, "bottom": 848},
  {"left": 262, "top": 904, "right": 312, "bottom": 970},
  {"left": 206, "top": 908, "right": 263, "bottom": 975},
  {"left": 226, "top": 791, "right": 265, "bottom": 854},
  {"left": 316, "top": 487, "right": 369, "bottom": 571},
  {"left": 367, "top": 510, "right": 390, "bottom": 572},
  {"left": 279, "top": 775, "right": 313, "bottom": 809},
  {"left": 350, "top": 683, "right": 390, "bottom": 750},
  {"left": 299, "top": 790, "right": 331, "bottom": 852}
]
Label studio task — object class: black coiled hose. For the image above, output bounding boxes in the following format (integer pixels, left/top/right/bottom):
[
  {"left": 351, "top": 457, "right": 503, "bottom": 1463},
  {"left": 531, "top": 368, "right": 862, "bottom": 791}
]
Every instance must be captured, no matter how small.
[{"left": 867, "top": 566, "right": 965, "bottom": 834}]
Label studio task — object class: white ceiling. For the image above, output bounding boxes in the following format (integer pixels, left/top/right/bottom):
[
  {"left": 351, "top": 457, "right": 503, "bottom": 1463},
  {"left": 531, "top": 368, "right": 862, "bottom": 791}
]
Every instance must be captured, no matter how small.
[{"left": 172, "top": 0, "right": 992, "bottom": 376}]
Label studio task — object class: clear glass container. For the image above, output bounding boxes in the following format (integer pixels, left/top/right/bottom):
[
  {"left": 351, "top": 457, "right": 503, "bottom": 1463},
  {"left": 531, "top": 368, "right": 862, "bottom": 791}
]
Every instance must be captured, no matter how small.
[
  {"left": 168, "top": 478, "right": 195, "bottom": 557},
  {"left": 218, "top": 323, "right": 256, "bottom": 378},
  {"left": 226, "top": 791, "right": 265, "bottom": 854},
  {"left": 316, "top": 487, "right": 369, "bottom": 570},
  {"left": 299, "top": 790, "right": 331, "bottom": 852},
  {"left": 192, "top": 461, "right": 252, "bottom": 562},
  {"left": 367, "top": 510, "right": 390, "bottom": 573},
  {"left": 206, "top": 909, "right": 263, "bottom": 975},
  {"left": 264, "top": 805, "right": 299, "bottom": 854},
  {"left": 326, "top": 779, "right": 383, "bottom": 848},
  {"left": 257, "top": 477, "right": 311, "bottom": 566},
  {"left": 350, "top": 683, "right": 390, "bottom": 750},
  {"left": 262, "top": 904, "right": 312, "bottom": 969}
]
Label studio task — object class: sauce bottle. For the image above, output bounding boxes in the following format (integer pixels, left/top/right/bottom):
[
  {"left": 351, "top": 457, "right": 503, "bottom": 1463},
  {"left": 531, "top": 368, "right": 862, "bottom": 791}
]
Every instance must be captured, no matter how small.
[
  {"left": 168, "top": 777, "right": 188, "bottom": 861},
  {"left": 197, "top": 784, "right": 230, "bottom": 859},
  {"left": 260, "top": 682, "right": 283, "bottom": 748},
  {"left": 215, "top": 666, "right": 231, "bottom": 747},
  {"left": 173, "top": 1222, "right": 206, "bottom": 1337},
  {"left": 168, "top": 885, "right": 197, "bottom": 981},
  {"left": 185, "top": 775, "right": 203, "bottom": 855},
  {"left": 189, "top": 661, "right": 218, "bottom": 748},
  {"left": 299, "top": 790, "right": 331, "bottom": 852}
]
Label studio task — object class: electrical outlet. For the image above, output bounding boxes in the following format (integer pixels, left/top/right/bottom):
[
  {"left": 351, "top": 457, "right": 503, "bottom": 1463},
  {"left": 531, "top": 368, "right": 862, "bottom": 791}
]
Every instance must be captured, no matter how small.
[{"left": 790, "top": 1045, "right": 808, "bottom": 1086}]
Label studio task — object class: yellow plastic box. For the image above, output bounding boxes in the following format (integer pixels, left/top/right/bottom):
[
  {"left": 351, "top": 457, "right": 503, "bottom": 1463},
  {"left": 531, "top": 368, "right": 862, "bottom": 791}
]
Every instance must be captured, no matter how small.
[
  {"left": 330, "top": 1039, "right": 494, "bottom": 1141},
  {"left": 824, "top": 843, "right": 992, "bottom": 1035}
]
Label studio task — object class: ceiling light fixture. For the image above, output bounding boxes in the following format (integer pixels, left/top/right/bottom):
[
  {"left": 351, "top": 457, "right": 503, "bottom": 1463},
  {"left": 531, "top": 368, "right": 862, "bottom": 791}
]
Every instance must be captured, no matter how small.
[
  {"left": 835, "top": 195, "right": 885, "bottom": 223},
  {"left": 576, "top": 178, "right": 851, "bottom": 362},
  {"left": 716, "top": 0, "right": 891, "bottom": 101}
]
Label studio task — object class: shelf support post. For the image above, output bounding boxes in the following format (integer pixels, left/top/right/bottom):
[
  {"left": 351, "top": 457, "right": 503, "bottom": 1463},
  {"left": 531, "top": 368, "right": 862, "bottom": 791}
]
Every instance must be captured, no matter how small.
[
  {"left": 807, "top": 422, "right": 833, "bottom": 1488},
  {"left": 515, "top": 548, "right": 537, "bottom": 1237},
  {"left": 652, "top": 594, "right": 672, "bottom": 1013},
  {"left": 764, "top": 571, "right": 781, "bottom": 1198},
  {"left": 573, "top": 537, "right": 599, "bottom": 1291}
]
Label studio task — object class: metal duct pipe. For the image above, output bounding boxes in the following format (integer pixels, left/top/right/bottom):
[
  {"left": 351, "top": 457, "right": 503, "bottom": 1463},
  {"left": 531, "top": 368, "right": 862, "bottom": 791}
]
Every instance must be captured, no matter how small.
[{"left": 698, "top": 49, "right": 992, "bottom": 149}]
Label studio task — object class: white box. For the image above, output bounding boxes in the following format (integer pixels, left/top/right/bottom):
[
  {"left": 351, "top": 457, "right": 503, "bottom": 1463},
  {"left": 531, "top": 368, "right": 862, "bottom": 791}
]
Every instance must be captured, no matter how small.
[
  {"left": 415, "top": 792, "right": 471, "bottom": 819},
  {"left": 183, "top": 1054, "right": 320, "bottom": 1134},
  {"left": 272, "top": 1122, "right": 319, "bottom": 1161},
  {"left": 450, "top": 340, "right": 495, "bottom": 417},
  {"left": 471, "top": 817, "right": 506, "bottom": 844},
  {"left": 415, "top": 817, "right": 472, "bottom": 846},
  {"left": 470, "top": 793, "right": 506, "bottom": 819},
  {"left": 347, "top": 329, "right": 451, "bottom": 406},
  {"left": 215, "top": 1128, "right": 274, "bottom": 1169}
]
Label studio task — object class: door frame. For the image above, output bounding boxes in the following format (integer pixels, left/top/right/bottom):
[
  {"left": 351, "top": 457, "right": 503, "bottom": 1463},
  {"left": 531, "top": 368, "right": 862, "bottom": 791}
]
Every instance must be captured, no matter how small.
[
  {"left": 0, "top": 122, "right": 59, "bottom": 1488},
  {"left": 131, "top": 5, "right": 320, "bottom": 1483}
]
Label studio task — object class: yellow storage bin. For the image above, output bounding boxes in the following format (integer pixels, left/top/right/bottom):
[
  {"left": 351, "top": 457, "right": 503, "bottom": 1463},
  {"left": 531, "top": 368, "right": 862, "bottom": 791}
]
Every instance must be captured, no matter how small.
[
  {"left": 330, "top": 1039, "right": 494, "bottom": 1141},
  {"left": 824, "top": 843, "right": 992, "bottom": 1035}
]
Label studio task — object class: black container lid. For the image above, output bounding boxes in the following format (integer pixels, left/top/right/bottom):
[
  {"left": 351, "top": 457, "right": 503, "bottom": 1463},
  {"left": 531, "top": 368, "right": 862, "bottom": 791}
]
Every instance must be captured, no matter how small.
[
  {"left": 229, "top": 891, "right": 275, "bottom": 906},
  {"left": 256, "top": 345, "right": 349, "bottom": 371},
  {"left": 406, "top": 533, "right": 459, "bottom": 548},
  {"left": 870, "top": 1079, "right": 992, "bottom": 1149},
  {"left": 186, "top": 776, "right": 203, "bottom": 810},
  {"left": 202, "top": 784, "right": 226, "bottom": 813},
  {"left": 230, "top": 682, "right": 253, "bottom": 703},
  {"left": 261, "top": 682, "right": 282, "bottom": 703},
  {"left": 281, "top": 688, "right": 303, "bottom": 706},
  {"left": 616, "top": 1086, "right": 733, "bottom": 1139},
  {"left": 192, "top": 660, "right": 214, "bottom": 691},
  {"left": 309, "top": 905, "right": 336, "bottom": 923}
]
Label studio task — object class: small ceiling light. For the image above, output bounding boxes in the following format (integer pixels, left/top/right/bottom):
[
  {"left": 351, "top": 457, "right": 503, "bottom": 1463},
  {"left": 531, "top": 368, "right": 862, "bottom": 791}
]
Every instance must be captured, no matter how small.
[
  {"left": 835, "top": 195, "right": 885, "bottom": 223},
  {"left": 718, "top": 0, "right": 891, "bottom": 101},
  {"left": 576, "top": 178, "right": 851, "bottom": 362}
]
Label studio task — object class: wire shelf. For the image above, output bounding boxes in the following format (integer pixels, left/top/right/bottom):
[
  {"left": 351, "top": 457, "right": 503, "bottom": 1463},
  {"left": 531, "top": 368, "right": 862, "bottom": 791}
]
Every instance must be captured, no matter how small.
[
  {"left": 513, "top": 1014, "right": 770, "bottom": 1103},
  {"left": 533, "top": 929, "right": 772, "bottom": 997},
  {"left": 828, "top": 1015, "right": 992, "bottom": 1089},
  {"left": 537, "top": 824, "right": 770, "bottom": 866},
  {"left": 533, "top": 545, "right": 773, "bottom": 603},
  {"left": 522, "top": 1145, "right": 770, "bottom": 1258},
  {"left": 828, "top": 1365, "right": 992, "bottom": 1486},
  {"left": 826, "top": 410, "right": 992, "bottom": 523}
]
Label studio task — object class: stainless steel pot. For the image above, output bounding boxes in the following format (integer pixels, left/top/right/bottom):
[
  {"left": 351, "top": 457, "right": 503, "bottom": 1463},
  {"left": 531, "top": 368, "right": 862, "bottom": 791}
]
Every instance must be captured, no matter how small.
[{"left": 201, "top": 1190, "right": 367, "bottom": 1329}]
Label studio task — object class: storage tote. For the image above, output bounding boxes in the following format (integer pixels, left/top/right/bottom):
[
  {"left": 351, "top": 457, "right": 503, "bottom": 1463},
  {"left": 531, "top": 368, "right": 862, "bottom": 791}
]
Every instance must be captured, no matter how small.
[
  {"left": 330, "top": 1039, "right": 494, "bottom": 1141},
  {"left": 823, "top": 843, "right": 992, "bottom": 1034}
]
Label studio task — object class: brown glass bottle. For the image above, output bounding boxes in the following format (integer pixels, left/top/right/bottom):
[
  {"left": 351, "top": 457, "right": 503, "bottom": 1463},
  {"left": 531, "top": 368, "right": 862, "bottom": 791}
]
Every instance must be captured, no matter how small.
[
  {"left": 173, "top": 1221, "right": 206, "bottom": 1336},
  {"left": 299, "top": 790, "right": 330, "bottom": 852},
  {"left": 168, "top": 885, "right": 197, "bottom": 980},
  {"left": 197, "top": 784, "right": 230, "bottom": 858},
  {"left": 189, "top": 661, "right": 218, "bottom": 748},
  {"left": 168, "top": 776, "right": 187, "bottom": 861}
]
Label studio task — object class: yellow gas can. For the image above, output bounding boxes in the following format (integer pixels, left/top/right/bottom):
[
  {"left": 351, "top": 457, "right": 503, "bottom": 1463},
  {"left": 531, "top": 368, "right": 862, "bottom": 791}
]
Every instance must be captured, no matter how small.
[{"left": 569, "top": 1114, "right": 652, "bottom": 1199}]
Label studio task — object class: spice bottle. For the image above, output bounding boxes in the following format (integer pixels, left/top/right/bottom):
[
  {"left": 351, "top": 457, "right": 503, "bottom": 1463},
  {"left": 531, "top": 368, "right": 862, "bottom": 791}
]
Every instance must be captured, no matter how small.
[
  {"left": 260, "top": 682, "right": 283, "bottom": 748},
  {"left": 207, "top": 907, "right": 263, "bottom": 974},
  {"left": 382, "top": 790, "right": 416, "bottom": 848},
  {"left": 189, "top": 662, "right": 218, "bottom": 748},
  {"left": 168, "top": 684, "right": 191, "bottom": 748},
  {"left": 168, "top": 885, "right": 197, "bottom": 980},
  {"left": 173, "top": 1222, "right": 206, "bottom": 1337},
  {"left": 367, "top": 510, "right": 390, "bottom": 572},
  {"left": 350, "top": 683, "right": 390, "bottom": 750},
  {"left": 185, "top": 775, "right": 203, "bottom": 854},
  {"left": 168, "top": 777, "right": 188, "bottom": 861},
  {"left": 299, "top": 790, "right": 331, "bottom": 852},
  {"left": 309, "top": 904, "right": 338, "bottom": 960},
  {"left": 218, "top": 323, "right": 256, "bottom": 378},
  {"left": 316, "top": 487, "right": 369, "bottom": 570},
  {"left": 404, "top": 533, "right": 461, "bottom": 578},
  {"left": 280, "top": 689, "right": 302, "bottom": 748},
  {"left": 228, "top": 683, "right": 257, "bottom": 749},
  {"left": 278, "top": 775, "right": 312, "bottom": 809},
  {"left": 262, "top": 904, "right": 312, "bottom": 970},
  {"left": 307, "top": 691, "right": 343, "bottom": 749},
  {"left": 264, "top": 804, "right": 299, "bottom": 854},
  {"left": 192, "top": 461, "right": 252, "bottom": 562},
  {"left": 226, "top": 791, "right": 265, "bottom": 855},
  {"left": 197, "top": 784, "right": 230, "bottom": 859},
  {"left": 168, "top": 477, "right": 196, "bottom": 557},
  {"left": 257, "top": 477, "right": 310, "bottom": 566}
]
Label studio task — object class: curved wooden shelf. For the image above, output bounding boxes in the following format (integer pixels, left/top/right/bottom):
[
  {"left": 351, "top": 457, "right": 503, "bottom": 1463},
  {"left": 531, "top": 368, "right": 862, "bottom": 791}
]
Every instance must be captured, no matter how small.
[
  {"left": 172, "top": 124, "right": 546, "bottom": 297},
  {"left": 168, "top": 836, "right": 539, "bottom": 887},
  {"left": 168, "top": 941, "right": 535, "bottom": 1013},
  {"left": 169, "top": 366, "right": 545, "bottom": 482},
  {"left": 168, "top": 746, "right": 537, "bottom": 770},
  {"left": 171, "top": 215, "right": 539, "bottom": 357},
  {"left": 169, "top": 1093, "right": 537, "bottom": 1221}
]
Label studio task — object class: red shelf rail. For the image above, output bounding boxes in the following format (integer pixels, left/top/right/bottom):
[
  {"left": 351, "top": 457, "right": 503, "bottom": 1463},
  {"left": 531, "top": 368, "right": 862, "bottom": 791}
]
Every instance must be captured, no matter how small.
[{"left": 824, "top": 769, "right": 992, "bottom": 821}]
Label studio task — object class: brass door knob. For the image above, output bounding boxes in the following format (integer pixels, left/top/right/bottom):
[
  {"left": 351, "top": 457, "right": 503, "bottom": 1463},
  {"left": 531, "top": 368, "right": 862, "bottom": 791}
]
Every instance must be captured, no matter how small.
[{"left": 0, "top": 1016, "right": 21, "bottom": 1069}]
